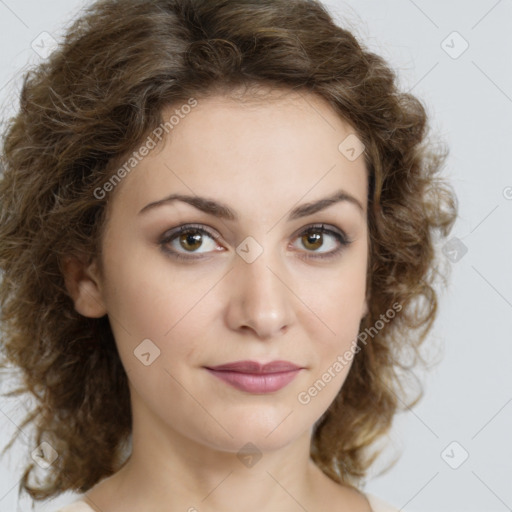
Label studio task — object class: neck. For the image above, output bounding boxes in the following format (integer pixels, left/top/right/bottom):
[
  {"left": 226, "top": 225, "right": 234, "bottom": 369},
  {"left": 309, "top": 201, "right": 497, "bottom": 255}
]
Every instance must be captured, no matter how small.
[
  {"left": 126, "top": 426, "right": 318, "bottom": 511},
  {"left": 85, "top": 396, "right": 330, "bottom": 512}
]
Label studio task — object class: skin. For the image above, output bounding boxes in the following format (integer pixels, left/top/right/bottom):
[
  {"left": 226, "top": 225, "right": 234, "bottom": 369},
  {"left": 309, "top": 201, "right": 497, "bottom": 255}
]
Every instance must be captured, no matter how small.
[{"left": 64, "top": 88, "right": 372, "bottom": 512}]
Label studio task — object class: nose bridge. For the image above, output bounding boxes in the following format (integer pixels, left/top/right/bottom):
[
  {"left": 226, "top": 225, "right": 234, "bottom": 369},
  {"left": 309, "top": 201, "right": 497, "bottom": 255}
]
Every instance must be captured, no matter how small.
[{"left": 226, "top": 241, "right": 294, "bottom": 338}]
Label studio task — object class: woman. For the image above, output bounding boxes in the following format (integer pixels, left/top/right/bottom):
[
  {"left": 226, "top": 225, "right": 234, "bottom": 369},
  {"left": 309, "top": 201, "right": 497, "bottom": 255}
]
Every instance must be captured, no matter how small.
[{"left": 0, "top": 1, "right": 457, "bottom": 511}]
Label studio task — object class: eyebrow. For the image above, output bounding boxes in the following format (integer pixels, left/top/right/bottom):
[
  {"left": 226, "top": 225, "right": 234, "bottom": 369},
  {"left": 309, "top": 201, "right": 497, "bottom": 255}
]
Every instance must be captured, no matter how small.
[{"left": 138, "top": 189, "right": 365, "bottom": 221}]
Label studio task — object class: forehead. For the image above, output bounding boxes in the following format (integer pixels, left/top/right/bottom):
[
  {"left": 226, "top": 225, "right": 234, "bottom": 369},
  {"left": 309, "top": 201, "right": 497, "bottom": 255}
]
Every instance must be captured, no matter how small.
[{"left": 107, "top": 88, "right": 368, "bottom": 220}]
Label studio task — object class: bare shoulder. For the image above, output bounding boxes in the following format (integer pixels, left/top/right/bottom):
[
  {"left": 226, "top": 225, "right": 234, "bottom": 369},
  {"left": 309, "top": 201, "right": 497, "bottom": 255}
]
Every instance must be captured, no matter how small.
[
  {"left": 366, "top": 492, "right": 402, "bottom": 512},
  {"left": 340, "top": 486, "right": 375, "bottom": 511},
  {"left": 307, "top": 463, "right": 373, "bottom": 511},
  {"left": 54, "top": 500, "right": 96, "bottom": 512},
  {"left": 319, "top": 480, "right": 400, "bottom": 512},
  {"left": 312, "top": 475, "right": 373, "bottom": 511}
]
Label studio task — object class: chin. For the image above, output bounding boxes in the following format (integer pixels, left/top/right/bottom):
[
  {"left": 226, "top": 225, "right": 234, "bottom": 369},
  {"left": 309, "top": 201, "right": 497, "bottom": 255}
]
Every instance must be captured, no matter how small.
[{"left": 211, "top": 413, "right": 310, "bottom": 452}]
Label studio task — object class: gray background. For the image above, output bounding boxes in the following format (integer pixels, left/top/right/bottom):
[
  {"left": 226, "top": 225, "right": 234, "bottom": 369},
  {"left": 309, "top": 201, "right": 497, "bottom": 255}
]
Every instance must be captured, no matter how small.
[{"left": 0, "top": 1, "right": 511, "bottom": 511}]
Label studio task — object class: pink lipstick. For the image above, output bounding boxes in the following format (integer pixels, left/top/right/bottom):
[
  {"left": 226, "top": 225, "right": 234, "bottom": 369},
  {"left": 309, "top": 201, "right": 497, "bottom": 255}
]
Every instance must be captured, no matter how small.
[{"left": 205, "top": 360, "right": 303, "bottom": 393}]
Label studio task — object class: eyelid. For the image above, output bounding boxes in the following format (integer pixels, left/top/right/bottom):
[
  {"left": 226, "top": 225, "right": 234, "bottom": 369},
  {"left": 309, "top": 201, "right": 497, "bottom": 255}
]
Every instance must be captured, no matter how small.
[
  {"left": 159, "top": 223, "right": 221, "bottom": 243},
  {"left": 291, "top": 223, "right": 349, "bottom": 243}
]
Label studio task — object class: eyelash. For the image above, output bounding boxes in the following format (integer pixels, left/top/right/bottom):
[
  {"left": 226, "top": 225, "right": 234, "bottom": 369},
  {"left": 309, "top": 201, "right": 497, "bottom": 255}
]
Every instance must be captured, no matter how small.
[{"left": 159, "top": 223, "right": 352, "bottom": 262}]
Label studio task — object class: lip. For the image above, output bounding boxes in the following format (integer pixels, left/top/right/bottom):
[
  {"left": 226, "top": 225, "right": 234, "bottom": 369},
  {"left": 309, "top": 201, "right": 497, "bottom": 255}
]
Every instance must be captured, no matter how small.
[
  {"left": 207, "top": 360, "right": 302, "bottom": 373},
  {"left": 205, "top": 360, "right": 303, "bottom": 393}
]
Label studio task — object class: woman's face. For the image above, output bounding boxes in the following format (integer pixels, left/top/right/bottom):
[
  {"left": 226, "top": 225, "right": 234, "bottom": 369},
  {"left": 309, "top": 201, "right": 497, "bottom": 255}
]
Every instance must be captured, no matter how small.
[{"left": 88, "top": 90, "right": 368, "bottom": 454}]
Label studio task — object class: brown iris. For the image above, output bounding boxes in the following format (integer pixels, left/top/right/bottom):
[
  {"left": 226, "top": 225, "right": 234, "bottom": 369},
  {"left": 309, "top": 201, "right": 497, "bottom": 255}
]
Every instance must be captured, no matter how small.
[
  {"left": 179, "top": 231, "right": 203, "bottom": 251},
  {"left": 301, "top": 230, "right": 323, "bottom": 251}
]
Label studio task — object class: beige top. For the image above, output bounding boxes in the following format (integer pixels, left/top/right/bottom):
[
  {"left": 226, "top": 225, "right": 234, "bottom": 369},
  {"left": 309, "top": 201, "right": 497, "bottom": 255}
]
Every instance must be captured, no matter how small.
[{"left": 55, "top": 493, "right": 401, "bottom": 511}]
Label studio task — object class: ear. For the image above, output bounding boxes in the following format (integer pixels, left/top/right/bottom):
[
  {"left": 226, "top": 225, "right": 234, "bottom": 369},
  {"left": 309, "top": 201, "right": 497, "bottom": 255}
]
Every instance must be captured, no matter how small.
[{"left": 62, "top": 255, "right": 107, "bottom": 318}]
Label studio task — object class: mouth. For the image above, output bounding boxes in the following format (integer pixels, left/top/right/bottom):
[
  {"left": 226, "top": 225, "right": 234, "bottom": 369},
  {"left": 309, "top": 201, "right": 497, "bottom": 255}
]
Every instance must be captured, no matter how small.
[{"left": 204, "top": 360, "right": 304, "bottom": 393}]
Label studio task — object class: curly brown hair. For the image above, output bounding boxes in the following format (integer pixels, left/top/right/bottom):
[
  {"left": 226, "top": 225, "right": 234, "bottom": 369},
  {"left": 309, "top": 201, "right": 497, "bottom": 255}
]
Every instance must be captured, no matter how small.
[{"left": 0, "top": 0, "right": 457, "bottom": 502}]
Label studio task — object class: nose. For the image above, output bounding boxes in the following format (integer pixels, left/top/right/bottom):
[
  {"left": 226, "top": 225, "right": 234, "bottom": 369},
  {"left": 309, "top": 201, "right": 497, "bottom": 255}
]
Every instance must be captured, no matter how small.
[{"left": 225, "top": 249, "right": 295, "bottom": 340}]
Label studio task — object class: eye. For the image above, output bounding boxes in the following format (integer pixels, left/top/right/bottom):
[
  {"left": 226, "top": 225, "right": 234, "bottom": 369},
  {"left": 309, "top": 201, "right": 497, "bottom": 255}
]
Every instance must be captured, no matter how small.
[
  {"left": 159, "top": 223, "right": 352, "bottom": 262},
  {"left": 159, "top": 224, "right": 223, "bottom": 261},
  {"left": 291, "top": 224, "right": 351, "bottom": 260}
]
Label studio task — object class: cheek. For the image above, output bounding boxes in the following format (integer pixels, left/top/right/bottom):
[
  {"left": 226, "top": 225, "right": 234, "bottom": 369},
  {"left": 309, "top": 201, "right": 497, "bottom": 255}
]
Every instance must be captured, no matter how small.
[
  {"left": 295, "top": 290, "right": 365, "bottom": 414},
  {"left": 298, "top": 247, "right": 367, "bottom": 341},
  {"left": 100, "top": 238, "right": 225, "bottom": 381},
  {"left": 99, "top": 248, "right": 214, "bottom": 422},
  {"left": 293, "top": 245, "right": 367, "bottom": 405},
  {"left": 102, "top": 234, "right": 207, "bottom": 332}
]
